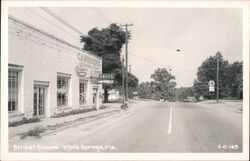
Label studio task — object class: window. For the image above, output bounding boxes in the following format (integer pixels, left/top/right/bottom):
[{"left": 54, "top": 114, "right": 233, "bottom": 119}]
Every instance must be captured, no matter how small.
[
  {"left": 57, "top": 76, "right": 69, "bottom": 107},
  {"left": 8, "top": 70, "right": 18, "bottom": 111},
  {"left": 79, "top": 81, "right": 85, "bottom": 105}
]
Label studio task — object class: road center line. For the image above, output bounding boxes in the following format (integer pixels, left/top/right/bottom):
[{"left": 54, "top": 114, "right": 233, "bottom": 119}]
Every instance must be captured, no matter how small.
[{"left": 168, "top": 103, "right": 173, "bottom": 134}]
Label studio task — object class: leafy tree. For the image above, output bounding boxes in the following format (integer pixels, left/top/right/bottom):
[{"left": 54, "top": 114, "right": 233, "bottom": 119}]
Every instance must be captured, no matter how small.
[
  {"left": 138, "top": 81, "right": 154, "bottom": 99},
  {"left": 150, "top": 68, "right": 177, "bottom": 101},
  {"left": 194, "top": 52, "right": 243, "bottom": 99},
  {"left": 226, "top": 61, "right": 243, "bottom": 98},
  {"left": 80, "top": 24, "right": 138, "bottom": 102},
  {"left": 80, "top": 24, "right": 126, "bottom": 73},
  {"left": 195, "top": 52, "right": 229, "bottom": 99}
]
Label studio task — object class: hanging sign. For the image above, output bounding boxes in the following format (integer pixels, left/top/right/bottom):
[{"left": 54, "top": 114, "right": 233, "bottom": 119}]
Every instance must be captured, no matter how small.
[{"left": 98, "top": 73, "right": 115, "bottom": 84}]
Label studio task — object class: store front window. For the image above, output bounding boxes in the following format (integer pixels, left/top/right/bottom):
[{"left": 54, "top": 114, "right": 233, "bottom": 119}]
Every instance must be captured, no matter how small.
[
  {"left": 79, "top": 81, "right": 86, "bottom": 105},
  {"left": 57, "top": 76, "right": 69, "bottom": 107},
  {"left": 8, "top": 70, "right": 19, "bottom": 111}
]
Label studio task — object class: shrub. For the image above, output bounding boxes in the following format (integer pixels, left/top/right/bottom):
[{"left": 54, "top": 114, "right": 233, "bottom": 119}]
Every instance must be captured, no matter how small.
[
  {"left": 51, "top": 107, "right": 96, "bottom": 118},
  {"left": 9, "top": 117, "right": 40, "bottom": 127},
  {"left": 20, "top": 126, "right": 45, "bottom": 139}
]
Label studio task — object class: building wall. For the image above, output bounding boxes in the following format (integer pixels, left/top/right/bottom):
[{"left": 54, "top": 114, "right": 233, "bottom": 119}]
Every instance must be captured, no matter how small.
[{"left": 8, "top": 17, "right": 102, "bottom": 120}]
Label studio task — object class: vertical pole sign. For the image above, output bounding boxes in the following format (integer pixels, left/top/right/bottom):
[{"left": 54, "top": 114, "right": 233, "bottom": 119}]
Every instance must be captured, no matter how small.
[{"left": 208, "top": 80, "right": 215, "bottom": 92}]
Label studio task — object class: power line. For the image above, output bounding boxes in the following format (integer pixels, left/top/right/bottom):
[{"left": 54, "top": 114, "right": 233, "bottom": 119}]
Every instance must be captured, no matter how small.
[
  {"left": 40, "top": 7, "right": 86, "bottom": 36},
  {"left": 121, "top": 8, "right": 179, "bottom": 52},
  {"left": 26, "top": 8, "right": 80, "bottom": 40},
  {"left": 91, "top": 8, "right": 112, "bottom": 25}
]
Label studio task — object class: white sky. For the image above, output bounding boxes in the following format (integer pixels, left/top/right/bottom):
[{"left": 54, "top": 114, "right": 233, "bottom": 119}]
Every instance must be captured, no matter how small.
[{"left": 9, "top": 7, "right": 242, "bottom": 87}]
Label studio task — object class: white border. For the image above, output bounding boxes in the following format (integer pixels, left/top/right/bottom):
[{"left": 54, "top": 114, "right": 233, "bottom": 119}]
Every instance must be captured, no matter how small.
[{"left": 1, "top": 1, "right": 249, "bottom": 161}]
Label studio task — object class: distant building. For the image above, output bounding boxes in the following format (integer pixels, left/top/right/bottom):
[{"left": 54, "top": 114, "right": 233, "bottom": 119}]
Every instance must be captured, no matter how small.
[
  {"left": 8, "top": 16, "right": 102, "bottom": 122},
  {"left": 108, "top": 89, "right": 120, "bottom": 102}
]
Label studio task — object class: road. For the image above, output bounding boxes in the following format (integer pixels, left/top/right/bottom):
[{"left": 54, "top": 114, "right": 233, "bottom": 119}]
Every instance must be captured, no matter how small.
[{"left": 11, "top": 100, "right": 243, "bottom": 153}]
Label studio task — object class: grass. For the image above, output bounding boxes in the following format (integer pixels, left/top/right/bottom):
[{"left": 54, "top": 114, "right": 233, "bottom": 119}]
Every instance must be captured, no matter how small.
[
  {"left": 9, "top": 117, "right": 40, "bottom": 127},
  {"left": 51, "top": 107, "right": 97, "bottom": 118},
  {"left": 20, "top": 126, "right": 45, "bottom": 139}
]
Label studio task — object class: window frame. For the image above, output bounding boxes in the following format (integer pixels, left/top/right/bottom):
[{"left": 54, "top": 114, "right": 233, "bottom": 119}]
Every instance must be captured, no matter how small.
[{"left": 57, "top": 74, "right": 70, "bottom": 107}]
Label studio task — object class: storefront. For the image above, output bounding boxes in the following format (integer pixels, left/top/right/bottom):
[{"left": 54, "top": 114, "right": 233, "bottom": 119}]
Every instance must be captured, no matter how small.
[{"left": 8, "top": 16, "right": 102, "bottom": 122}]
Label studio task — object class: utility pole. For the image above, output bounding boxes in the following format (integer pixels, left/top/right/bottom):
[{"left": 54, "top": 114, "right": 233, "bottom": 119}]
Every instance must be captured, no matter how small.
[
  {"left": 216, "top": 55, "right": 219, "bottom": 103},
  {"left": 121, "top": 55, "right": 125, "bottom": 107},
  {"left": 121, "top": 23, "right": 133, "bottom": 106}
]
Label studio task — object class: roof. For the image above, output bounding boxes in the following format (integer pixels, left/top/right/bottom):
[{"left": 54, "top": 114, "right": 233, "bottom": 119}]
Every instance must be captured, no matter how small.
[{"left": 8, "top": 15, "right": 102, "bottom": 61}]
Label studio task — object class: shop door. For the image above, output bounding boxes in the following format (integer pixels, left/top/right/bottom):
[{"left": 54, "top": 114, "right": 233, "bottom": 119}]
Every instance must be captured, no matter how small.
[
  {"left": 33, "top": 86, "right": 46, "bottom": 117},
  {"left": 93, "top": 87, "right": 98, "bottom": 104},
  {"left": 79, "top": 81, "right": 85, "bottom": 105}
]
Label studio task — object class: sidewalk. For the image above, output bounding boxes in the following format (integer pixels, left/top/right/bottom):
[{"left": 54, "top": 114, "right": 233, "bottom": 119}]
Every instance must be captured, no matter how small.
[{"left": 9, "top": 104, "right": 122, "bottom": 138}]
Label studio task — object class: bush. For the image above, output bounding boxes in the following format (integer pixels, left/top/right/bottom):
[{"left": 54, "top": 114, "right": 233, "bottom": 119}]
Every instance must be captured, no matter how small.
[
  {"left": 52, "top": 107, "right": 96, "bottom": 118},
  {"left": 9, "top": 117, "right": 40, "bottom": 127},
  {"left": 20, "top": 126, "right": 45, "bottom": 139}
]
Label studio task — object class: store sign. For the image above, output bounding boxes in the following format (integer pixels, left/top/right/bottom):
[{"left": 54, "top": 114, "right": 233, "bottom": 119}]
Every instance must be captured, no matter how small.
[
  {"left": 99, "top": 73, "right": 115, "bottom": 80},
  {"left": 75, "top": 65, "right": 87, "bottom": 76},
  {"left": 98, "top": 73, "right": 115, "bottom": 84},
  {"left": 76, "top": 53, "right": 101, "bottom": 77}
]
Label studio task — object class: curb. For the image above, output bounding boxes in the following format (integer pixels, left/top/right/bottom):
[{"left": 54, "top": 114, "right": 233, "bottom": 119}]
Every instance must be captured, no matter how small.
[{"left": 10, "top": 107, "right": 121, "bottom": 138}]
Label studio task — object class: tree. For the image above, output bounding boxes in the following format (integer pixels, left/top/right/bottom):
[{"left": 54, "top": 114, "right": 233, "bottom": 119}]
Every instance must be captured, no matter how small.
[
  {"left": 80, "top": 24, "right": 138, "bottom": 102},
  {"left": 195, "top": 52, "right": 229, "bottom": 99},
  {"left": 150, "top": 68, "right": 177, "bottom": 101},
  {"left": 194, "top": 52, "right": 243, "bottom": 99},
  {"left": 227, "top": 61, "right": 243, "bottom": 99},
  {"left": 80, "top": 24, "right": 126, "bottom": 73},
  {"left": 138, "top": 81, "right": 154, "bottom": 99}
]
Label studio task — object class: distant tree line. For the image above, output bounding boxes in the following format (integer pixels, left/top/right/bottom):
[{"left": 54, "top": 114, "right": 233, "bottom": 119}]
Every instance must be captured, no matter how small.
[{"left": 177, "top": 52, "right": 243, "bottom": 101}]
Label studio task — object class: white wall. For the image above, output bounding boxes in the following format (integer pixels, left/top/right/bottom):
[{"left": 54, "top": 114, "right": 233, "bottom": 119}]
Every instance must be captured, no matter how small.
[{"left": 8, "top": 17, "right": 102, "bottom": 118}]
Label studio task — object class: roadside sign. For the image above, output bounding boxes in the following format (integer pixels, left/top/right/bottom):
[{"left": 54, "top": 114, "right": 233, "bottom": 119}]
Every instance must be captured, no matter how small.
[
  {"left": 209, "top": 86, "right": 215, "bottom": 92},
  {"left": 208, "top": 80, "right": 215, "bottom": 86}
]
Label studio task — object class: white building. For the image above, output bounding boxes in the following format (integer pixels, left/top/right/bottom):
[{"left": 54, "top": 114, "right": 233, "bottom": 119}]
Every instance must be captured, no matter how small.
[{"left": 8, "top": 16, "right": 102, "bottom": 122}]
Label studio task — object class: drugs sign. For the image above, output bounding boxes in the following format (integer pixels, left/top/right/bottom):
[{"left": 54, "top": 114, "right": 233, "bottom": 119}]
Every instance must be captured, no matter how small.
[{"left": 98, "top": 73, "right": 115, "bottom": 84}]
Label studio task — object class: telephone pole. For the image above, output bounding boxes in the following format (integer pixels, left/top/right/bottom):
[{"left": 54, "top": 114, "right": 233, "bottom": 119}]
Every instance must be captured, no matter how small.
[
  {"left": 121, "top": 23, "right": 133, "bottom": 106},
  {"left": 121, "top": 55, "right": 125, "bottom": 107},
  {"left": 216, "top": 55, "right": 219, "bottom": 103}
]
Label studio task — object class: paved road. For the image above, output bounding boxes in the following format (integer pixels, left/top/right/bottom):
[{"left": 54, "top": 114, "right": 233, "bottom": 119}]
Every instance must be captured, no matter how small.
[{"left": 11, "top": 100, "right": 242, "bottom": 153}]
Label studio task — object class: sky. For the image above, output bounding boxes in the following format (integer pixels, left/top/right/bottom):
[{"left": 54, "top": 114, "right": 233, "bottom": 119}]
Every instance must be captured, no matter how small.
[{"left": 9, "top": 7, "right": 243, "bottom": 87}]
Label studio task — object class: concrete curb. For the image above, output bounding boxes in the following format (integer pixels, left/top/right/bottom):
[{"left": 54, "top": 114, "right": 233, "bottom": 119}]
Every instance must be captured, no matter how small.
[{"left": 9, "top": 107, "right": 121, "bottom": 137}]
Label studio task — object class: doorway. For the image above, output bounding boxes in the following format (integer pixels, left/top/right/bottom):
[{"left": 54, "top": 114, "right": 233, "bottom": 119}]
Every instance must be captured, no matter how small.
[{"left": 33, "top": 86, "right": 46, "bottom": 117}]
